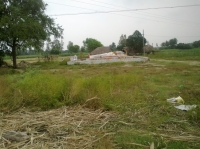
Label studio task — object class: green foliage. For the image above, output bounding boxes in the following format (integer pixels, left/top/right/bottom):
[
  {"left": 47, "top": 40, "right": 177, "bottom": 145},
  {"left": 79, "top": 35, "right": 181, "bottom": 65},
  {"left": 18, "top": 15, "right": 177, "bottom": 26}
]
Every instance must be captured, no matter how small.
[
  {"left": 117, "top": 34, "right": 126, "bottom": 48},
  {"left": 161, "top": 38, "right": 178, "bottom": 49},
  {"left": 116, "top": 44, "right": 124, "bottom": 50},
  {"left": 50, "top": 39, "right": 63, "bottom": 55},
  {"left": 1, "top": 70, "right": 66, "bottom": 110},
  {"left": 169, "top": 38, "right": 178, "bottom": 48},
  {"left": 109, "top": 42, "right": 116, "bottom": 51},
  {"left": 83, "top": 38, "right": 103, "bottom": 52},
  {"left": 115, "top": 132, "right": 154, "bottom": 149},
  {"left": 176, "top": 43, "right": 192, "bottom": 49},
  {"left": 80, "top": 46, "right": 86, "bottom": 52},
  {"left": 126, "top": 30, "right": 146, "bottom": 53},
  {"left": 0, "top": 0, "right": 63, "bottom": 68},
  {"left": 193, "top": 40, "right": 200, "bottom": 48},
  {"left": 67, "top": 41, "right": 80, "bottom": 53}
]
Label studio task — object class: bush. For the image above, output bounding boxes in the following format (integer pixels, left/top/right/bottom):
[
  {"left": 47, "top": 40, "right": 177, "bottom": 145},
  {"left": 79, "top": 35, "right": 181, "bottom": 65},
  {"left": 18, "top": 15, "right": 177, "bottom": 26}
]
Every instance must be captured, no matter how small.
[{"left": 176, "top": 43, "right": 192, "bottom": 49}]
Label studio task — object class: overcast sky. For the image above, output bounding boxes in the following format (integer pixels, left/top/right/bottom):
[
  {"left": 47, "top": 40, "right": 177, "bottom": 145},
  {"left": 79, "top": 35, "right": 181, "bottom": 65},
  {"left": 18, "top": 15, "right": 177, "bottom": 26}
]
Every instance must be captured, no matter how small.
[{"left": 44, "top": 0, "right": 200, "bottom": 49}]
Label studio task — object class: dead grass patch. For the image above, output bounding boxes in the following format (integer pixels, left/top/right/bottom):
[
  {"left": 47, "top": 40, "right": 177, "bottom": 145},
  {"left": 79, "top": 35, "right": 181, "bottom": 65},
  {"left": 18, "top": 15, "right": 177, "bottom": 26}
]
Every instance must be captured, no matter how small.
[{"left": 0, "top": 106, "right": 117, "bottom": 149}]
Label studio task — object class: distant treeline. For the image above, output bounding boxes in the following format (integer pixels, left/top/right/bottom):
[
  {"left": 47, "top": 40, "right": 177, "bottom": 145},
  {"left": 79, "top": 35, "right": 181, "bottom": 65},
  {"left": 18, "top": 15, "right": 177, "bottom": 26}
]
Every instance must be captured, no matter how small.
[{"left": 161, "top": 38, "right": 200, "bottom": 49}]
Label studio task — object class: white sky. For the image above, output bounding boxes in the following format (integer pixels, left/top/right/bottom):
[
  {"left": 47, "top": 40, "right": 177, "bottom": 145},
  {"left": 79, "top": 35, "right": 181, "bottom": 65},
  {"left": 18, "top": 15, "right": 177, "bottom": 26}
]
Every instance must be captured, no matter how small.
[{"left": 45, "top": 0, "right": 200, "bottom": 49}]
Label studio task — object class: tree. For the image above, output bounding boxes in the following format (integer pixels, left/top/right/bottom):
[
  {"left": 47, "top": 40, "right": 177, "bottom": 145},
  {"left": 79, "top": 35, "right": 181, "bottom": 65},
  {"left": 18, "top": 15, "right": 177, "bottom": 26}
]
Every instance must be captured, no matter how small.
[
  {"left": 169, "top": 38, "right": 178, "bottom": 49},
  {"left": 50, "top": 39, "right": 63, "bottom": 55},
  {"left": 67, "top": 41, "right": 73, "bottom": 52},
  {"left": 83, "top": 38, "right": 103, "bottom": 53},
  {"left": 109, "top": 42, "right": 116, "bottom": 51},
  {"left": 46, "top": 42, "right": 51, "bottom": 54},
  {"left": 161, "top": 42, "right": 166, "bottom": 47},
  {"left": 118, "top": 34, "right": 126, "bottom": 46},
  {"left": 193, "top": 40, "right": 200, "bottom": 48},
  {"left": 126, "top": 30, "right": 146, "bottom": 53},
  {"left": 67, "top": 41, "right": 79, "bottom": 53},
  {"left": 165, "top": 41, "right": 169, "bottom": 47},
  {"left": 73, "top": 45, "right": 80, "bottom": 53},
  {"left": 0, "top": 0, "right": 63, "bottom": 68},
  {"left": 80, "top": 46, "right": 86, "bottom": 52},
  {"left": 161, "top": 38, "right": 178, "bottom": 49},
  {"left": 117, "top": 34, "right": 126, "bottom": 50},
  {"left": 176, "top": 43, "right": 192, "bottom": 49}
]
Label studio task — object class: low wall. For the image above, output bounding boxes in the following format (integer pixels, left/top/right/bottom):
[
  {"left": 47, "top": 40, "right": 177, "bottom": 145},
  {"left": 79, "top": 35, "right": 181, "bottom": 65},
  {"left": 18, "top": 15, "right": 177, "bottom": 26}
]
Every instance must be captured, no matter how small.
[{"left": 67, "top": 56, "right": 149, "bottom": 65}]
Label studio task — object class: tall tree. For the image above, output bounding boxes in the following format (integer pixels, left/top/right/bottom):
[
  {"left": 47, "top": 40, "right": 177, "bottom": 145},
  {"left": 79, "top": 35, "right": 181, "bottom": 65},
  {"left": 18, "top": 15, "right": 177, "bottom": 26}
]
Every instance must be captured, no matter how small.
[
  {"left": 126, "top": 30, "right": 146, "bottom": 53},
  {"left": 161, "top": 42, "right": 166, "bottom": 47},
  {"left": 80, "top": 46, "right": 85, "bottom": 52},
  {"left": 67, "top": 41, "right": 79, "bottom": 53},
  {"left": 109, "top": 42, "right": 116, "bottom": 51},
  {"left": 117, "top": 34, "right": 126, "bottom": 50},
  {"left": 73, "top": 45, "right": 80, "bottom": 53},
  {"left": 83, "top": 38, "right": 103, "bottom": 53},
  {"left": 0, "top": 0, "right": 63, "bottom": 68},
  {"left": 50, "top": 39, "right": 63, "bottom": 54},
  {"left": 169, "top": 38, "right": 178, "bottom": 49},
  {"left": 118, "top": 34, "right": 126, "bottom": 46}
]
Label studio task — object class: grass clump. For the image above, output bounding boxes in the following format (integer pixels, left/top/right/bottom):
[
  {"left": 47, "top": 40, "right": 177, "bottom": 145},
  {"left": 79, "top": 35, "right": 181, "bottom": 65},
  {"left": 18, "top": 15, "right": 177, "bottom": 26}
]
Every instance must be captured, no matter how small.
[{"left": 1, "top": 69, "right": 67, "bottom": 110}]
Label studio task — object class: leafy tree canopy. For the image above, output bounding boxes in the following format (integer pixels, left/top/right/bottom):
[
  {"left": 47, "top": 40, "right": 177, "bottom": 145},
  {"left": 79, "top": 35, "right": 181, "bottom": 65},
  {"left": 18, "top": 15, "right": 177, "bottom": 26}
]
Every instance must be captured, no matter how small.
[
  {"left": 50, "top": 39, "right": 63, "bottom": 55},
  {"left": 169, "top": 38, "right": 178, "bottom": 48},
  {"left": 160, "top": 38, "right": 177, "bottom": 49},
  {"left": 67, "top": 41, "right": 80, "bottom": 53},
  {"left": 193, "top": 40, "right": 200, "bottom": 48},
  {"left": 176, "top": 43, "right": 192, "bottom": 49},
  {"left": 109, "top": 42, "right": 116, "bottom": 51},
  {"left": 83, "top": 38, "right": 103, "bottom": 53},
  {"left": 80, "top": 46, "right": 85, "bottom": 52},
  {"left": 0, "top": 0, "right": 63, "bottom": 68},
  {"left": 126, "top": 30, "right": 146, "bottom": 53},
  {"left": 116, "top": 34, "right": 126, "bottom": 50}
]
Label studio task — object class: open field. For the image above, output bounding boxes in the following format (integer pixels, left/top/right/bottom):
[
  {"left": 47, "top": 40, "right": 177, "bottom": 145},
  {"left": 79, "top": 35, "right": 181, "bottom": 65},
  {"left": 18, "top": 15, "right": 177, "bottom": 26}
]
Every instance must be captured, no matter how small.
[
  {"left": 0, "top": 49, "right": 200, "bottom": 148},
  {"left": 148, "top": 48, "right": 200, "bottom": 61}
]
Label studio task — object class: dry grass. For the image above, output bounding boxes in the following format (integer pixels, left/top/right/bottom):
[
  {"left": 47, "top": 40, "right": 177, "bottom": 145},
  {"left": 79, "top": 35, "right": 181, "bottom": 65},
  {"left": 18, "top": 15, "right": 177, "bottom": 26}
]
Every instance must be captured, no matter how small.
[{"left": 0, "top": 105, "right": 117, "bottom": 149}]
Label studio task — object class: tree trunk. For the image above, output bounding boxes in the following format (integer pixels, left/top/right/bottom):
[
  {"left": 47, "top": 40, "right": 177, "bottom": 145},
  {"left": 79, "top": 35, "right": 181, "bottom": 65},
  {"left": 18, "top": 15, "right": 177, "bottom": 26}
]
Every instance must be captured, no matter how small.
[{"left": 12, "top": 38, "right": 17, "bottom": 69}]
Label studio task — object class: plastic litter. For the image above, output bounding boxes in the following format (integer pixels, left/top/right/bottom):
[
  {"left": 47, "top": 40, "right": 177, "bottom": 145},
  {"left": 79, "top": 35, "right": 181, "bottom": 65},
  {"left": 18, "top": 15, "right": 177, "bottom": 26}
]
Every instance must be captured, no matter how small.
[
  {"left": 167, "top": 96, "right": 197, "bottom": 111},
  {"left": 167, "top": 96, "right": 184, "bottom": 104},
  {"left": 174, "top": 105, "right": 197, "bottom": 111}
]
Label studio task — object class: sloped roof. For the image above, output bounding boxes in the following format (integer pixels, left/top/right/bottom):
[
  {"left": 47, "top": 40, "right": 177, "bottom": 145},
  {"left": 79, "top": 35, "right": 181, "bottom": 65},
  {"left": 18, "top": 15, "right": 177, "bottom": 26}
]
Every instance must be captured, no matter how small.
[{"left": 90, "top": 47, "right": 112, "bottom": 55}]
